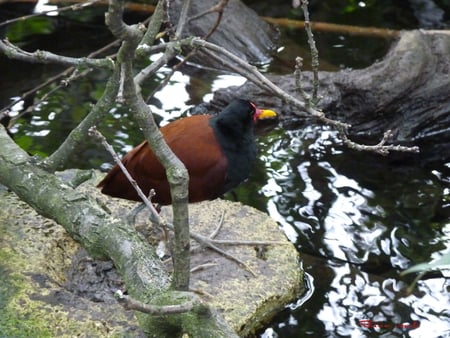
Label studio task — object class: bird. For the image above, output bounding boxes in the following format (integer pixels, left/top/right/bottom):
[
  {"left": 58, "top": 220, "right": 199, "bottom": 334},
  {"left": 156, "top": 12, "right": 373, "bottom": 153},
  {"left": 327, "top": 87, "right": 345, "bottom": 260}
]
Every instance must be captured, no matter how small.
[{"left": 97, "top": 99, "right": 277, "bottom": 205}]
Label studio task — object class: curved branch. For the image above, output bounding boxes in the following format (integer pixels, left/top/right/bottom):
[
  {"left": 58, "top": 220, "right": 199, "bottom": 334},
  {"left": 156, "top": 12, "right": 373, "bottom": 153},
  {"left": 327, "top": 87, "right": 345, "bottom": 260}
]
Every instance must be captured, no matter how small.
[
  {"left": 0, "top": 39, "right": 114, "bottom": 69},
  {"left": 115, "top": 290, "right": 200, "bottom": 315},
  {"left": 44, "top": 65, "right": 120, "bottom": 170}
]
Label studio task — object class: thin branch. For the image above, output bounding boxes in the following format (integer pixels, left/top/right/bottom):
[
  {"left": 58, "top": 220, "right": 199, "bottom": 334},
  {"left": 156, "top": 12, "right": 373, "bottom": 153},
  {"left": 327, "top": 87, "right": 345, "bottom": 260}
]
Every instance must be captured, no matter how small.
[
  {"left": 205, "top": 239, "right": 289, "bottom": 246},
  {"left": 199, "top": 48, "right": 273, "bottom": 93},
  {"left": 89, "top": 126, "right": 163, "bottom": 222},
  {"left": 188, "top": 0, "right": 229, "bottom": 22},
  {"left": 209, "top": 211, "right": 225, "bottom": 239},
  {"left": 338, "top": 127, "right": 420, "bottom": 155},
  {"left": 144, "top": 48, "right": 199, "bottom": 103},
  {"left": 115, "top": 290, "right": 198, "bottom": 315},
  {"left": 1, "top": 37, "right": 120, "bottom": 118},
  {"left": 188, "top": 0, "right": 229, "bottom": 40},
  {"left": 139, "top": 0, "right": 165, "bottom": 48},
  {"left": 135, "top": 51, "right": 172, "bottom": 90},
  {"left": 294, "top": 56, "right": 310, "bottom": 108},
  {"left": 0, "top": 38, "right": 113, "bottom": 69},
  {"left": 191, "top": 38, "right": 344, "bottom": 124},
  {"left": 175, "top": 0, "right": 192, "bottom": 39},
  {"left": 44, "top": 65, "right": 120, "bottom": 170},
  {"left": 300, "top": 0, "right": 320, "bottom": 103},
  {"left": 190, "top": 263, "right": 218, "bottom": 274},
  {"left": 0, "top": 0, "right": 101, "bottom": 28},
  {"left": 262, "top": 17, "right": 401, "bottom": 39},
  {"left": 2, "top": 67, "right": 72, "bottom": 119},
  {"left": 187, "top": 231, "right": 257, "bottom": 277}
]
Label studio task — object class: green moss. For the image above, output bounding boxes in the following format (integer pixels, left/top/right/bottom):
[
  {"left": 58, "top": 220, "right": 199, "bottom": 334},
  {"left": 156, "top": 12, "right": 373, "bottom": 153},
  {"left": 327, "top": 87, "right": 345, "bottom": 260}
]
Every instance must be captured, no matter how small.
[
  {"left": 0, "top": 252, "right": 52, "bottom": 337},
  {"left": 0, "top": 190, "right": 142, "bottom": 337}
]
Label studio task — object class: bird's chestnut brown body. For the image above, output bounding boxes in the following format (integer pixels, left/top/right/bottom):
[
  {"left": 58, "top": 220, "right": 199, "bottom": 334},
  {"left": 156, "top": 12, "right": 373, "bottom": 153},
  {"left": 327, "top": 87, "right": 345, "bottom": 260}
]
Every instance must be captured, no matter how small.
[{"left": 98, "top": 99, "right": 276, "bottom": 205}]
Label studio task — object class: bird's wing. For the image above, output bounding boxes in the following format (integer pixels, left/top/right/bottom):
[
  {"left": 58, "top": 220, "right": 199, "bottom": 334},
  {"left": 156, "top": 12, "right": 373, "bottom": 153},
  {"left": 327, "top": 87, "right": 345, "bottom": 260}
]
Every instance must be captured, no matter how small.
[
  {"left": 98, "top": 115, "right": 228, "bottom": 202},
  {"left": 161, "top": 115, "right": 229, "bottom": 201}
]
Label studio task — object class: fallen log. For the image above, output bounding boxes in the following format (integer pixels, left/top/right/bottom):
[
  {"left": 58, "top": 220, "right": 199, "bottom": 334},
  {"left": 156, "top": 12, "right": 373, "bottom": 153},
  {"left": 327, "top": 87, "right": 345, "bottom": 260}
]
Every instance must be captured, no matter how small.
[{"left": 203, "top": 30, "right": 450, "bottom": 164}]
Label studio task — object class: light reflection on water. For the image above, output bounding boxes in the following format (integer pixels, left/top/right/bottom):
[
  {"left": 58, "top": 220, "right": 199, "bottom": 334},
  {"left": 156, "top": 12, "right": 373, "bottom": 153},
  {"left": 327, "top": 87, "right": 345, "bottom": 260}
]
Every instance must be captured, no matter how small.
[{"left": 255, "top": 125, "right": 450, "bottom": 337}]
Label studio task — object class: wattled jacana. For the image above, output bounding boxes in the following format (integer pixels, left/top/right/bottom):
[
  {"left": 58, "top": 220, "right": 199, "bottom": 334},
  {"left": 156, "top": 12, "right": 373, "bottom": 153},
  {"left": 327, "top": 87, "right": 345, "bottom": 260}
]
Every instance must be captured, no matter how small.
[{"left": 98, "top": 99, "right": 277, "bottom": 204}]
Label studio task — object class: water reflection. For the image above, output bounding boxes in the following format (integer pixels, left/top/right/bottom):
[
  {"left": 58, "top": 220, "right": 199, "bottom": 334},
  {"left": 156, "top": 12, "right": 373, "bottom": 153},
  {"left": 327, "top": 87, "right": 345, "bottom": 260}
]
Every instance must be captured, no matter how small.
[
  {"left": 254, "top": 125, "right": 450, "bottom": 337},
  {"left": 3, "top": 1, "right": 449, "bottom": 335}
]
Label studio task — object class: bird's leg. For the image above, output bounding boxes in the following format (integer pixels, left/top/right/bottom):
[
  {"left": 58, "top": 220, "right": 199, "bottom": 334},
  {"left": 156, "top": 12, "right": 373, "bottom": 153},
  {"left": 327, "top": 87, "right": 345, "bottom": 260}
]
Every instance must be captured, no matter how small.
[
  {"left": 125, "top": 189, "right": 172, "bottom": 259},
  {"left": 126, "top": 202, "right": 147, "bottom": 225}
]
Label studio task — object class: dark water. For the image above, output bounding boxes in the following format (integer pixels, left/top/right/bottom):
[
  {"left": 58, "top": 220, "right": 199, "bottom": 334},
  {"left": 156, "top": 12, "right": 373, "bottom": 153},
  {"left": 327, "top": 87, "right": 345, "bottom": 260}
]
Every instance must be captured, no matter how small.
[{"left": 1, "top": 1, "right": 449, "bottom": 337}]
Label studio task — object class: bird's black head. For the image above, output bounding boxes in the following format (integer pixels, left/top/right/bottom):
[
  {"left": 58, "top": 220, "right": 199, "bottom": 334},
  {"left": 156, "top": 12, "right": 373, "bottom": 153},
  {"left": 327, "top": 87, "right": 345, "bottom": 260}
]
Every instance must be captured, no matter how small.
[
  {"left": 208, "top": 99, "right": 277, "bottom": 194},
  {"left": 211, "top": 99, "right": 257, "bottom": 136}
]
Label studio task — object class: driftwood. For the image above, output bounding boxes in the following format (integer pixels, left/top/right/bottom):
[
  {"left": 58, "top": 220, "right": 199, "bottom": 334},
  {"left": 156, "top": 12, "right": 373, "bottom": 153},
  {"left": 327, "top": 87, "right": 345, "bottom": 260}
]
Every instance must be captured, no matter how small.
[
  {"left": 195, "top": 30, "right": 450, "bottom": 164},
  {"left": 167, "top": 0, "right": 279, "bottom": 67}
]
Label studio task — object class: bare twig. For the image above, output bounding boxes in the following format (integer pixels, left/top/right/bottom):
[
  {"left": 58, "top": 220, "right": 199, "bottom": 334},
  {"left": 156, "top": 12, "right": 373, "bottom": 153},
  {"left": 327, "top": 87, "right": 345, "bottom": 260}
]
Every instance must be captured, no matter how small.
[
  {"left": 190, "top": 263, "right": 218, "bottom": 274},
  {"left": 191, "top": 38, "right": 348, "bottom": 126},
  {"left": 175, "top": 0, "right": 192, "bottom": 39},
  {"left": 209, "top": 211, "right": 226, "bottom": 239},
  {"left": 338, "top": 127, "right": 420, "bottom": 155},
  {"left": 188, "top": 0, "right": 229, "bottom": 23},
  {"left": 140, "top": 0, "right": 165, "bottom": 48},
  {"left": 135, "top": 51, "right": 173, "bottom": 91},
  {"left": 294, "top": 56, "right": 310, "bottom": 107},
  {"left": 89, "top": 126, "right": 163, "bottom": 222},
  {"left": 199, "top": 48, "right": 271, "bottom": 93},
  {"left": 144, "top": 48, "right": 199, "bottom": 103},
  {"left": 115, "top": 290, "right": 198, "bottom": 315},
  {"left": 188, "top": 0, "right": 229, "bottom": 39},
  {"left": 43, "top": 63, "right": 121, "bottom": 170},
  {"left": 187, "top": 231, "right": 258, "bottom": 277},
  {"left": 1, "top": 38, "right": 120, "bottom": 119},
  {"left": 0, "top": 38, "right": 114, "bottom": 69},
  {"left": 0, "top": 0, "right": 101, "bottom": 28},
  {"left": 300, "top": 0, "right": 320, "bottom": 103},
  {"left": 206, "top": 239, "right": 289, "bottom": 246}
]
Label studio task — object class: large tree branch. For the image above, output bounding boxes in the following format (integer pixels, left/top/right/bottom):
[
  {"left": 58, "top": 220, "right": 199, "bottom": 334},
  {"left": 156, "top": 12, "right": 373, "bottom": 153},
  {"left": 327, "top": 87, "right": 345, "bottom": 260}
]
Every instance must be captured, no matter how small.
[
  {"left": 0, "top": 124, "right": 238, "bottom": 337},
  {"left": 44, "top": 65, "right": 120, "bottom": 170},
  {"left": 105, "top": 0, "right": 192, "bottom": 291}
]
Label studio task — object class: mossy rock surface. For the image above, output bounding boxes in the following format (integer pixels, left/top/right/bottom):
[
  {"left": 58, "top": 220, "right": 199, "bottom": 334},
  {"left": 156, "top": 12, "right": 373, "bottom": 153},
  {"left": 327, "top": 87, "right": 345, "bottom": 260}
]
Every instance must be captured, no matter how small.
[
  {"left": 0, "top": 170, "right": 303, "bottom": 337},
  {"left": 161, "top": 200, "right": 302, "bottom": 336}
]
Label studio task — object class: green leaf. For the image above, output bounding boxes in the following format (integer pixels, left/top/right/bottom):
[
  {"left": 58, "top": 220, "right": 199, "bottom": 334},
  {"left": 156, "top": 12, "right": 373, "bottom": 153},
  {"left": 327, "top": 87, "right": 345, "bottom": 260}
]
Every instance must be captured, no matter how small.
[{"left": 401, "top": 251, "right": 450, "bottom": 275}]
